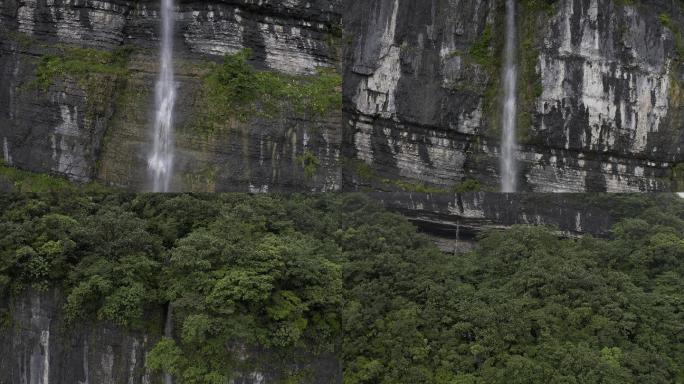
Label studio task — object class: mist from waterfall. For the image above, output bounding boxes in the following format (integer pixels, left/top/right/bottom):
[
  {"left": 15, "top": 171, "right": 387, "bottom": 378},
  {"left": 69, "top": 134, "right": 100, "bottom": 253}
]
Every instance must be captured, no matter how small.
[
  {"left": 501, "top": 0, "right": 518, "bottom": 192},
  {"left": 148, "top": 0, "right": 176, "bottom": 192}
]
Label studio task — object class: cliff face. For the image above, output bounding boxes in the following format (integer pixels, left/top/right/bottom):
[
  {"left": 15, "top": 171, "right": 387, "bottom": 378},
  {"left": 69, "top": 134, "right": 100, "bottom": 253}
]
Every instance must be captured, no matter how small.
[
  {"left": 3, "top": 0, "right": 684, "bottom": 192},
  {"left": 0, "top": 0, "right": 342, "bottom": 192},
  {"left": 376, "top": 192, "right": 615, "bottom": 237},
  {"left": 373, "top": 192, "right": 617, "bottom": 253},
  {"left": 0, "top": 289, "right": 159, "bottom": 384},
  {"left": 344, "top": 0, "right": 684, "bottom": 192},
  {"left": 0, "top": 289, "right": 340, "bottom": 384}
]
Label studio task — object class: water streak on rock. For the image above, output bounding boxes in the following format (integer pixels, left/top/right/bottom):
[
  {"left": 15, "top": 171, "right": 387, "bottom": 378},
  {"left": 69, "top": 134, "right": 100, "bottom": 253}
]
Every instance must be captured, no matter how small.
[
  {"left": 501, "top": 0, "right": 518, "bottom": 192},
  {"left": 148, "top": 0, "right": 177, "bottom": 192}
]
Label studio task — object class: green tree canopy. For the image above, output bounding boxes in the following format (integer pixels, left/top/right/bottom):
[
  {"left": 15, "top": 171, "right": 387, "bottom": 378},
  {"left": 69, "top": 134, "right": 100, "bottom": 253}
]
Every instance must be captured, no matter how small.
[{"left": 0, "top": 193, "right": 682, "bottom": 383}]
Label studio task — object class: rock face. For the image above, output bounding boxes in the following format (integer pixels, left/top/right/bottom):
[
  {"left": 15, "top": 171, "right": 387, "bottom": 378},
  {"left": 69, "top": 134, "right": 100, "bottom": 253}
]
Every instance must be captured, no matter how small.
[
  {"left": 0, "top": 0, "right": 343, "bottom": 191},
  {"left": 0, "top": 289, "right": 341, "bottom": 384},
  {"left": 376, "top": 192, "right": 615, "bottom": 237},
  {"left": 0, "top": 289, "right": 159, "bottom": 384},
  {"left": 343, "top": 0, "right": 684, "bottom": 192},
  {"left": 3, "top": 0, "right": 684, "bottom": 192},
  {"left": 373, "top": 192, "right": 616, "bottom": 252}
]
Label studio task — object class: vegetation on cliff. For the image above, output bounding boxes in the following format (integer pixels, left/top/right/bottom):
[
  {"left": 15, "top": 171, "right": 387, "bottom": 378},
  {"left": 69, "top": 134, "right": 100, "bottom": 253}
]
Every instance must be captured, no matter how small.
[
  {"left": 197, "top": 50, "right": 342, "bottom": 133},
  {"left": 33, "top": 46, "right": 131, "bottom": 91},
  {"left": 0, "top": 194, "right": 683, "bottom": 383},
  {"left": 0, "top": 161, "right": 111, "bottom": 193},
  {"left": 31, "top": 45, "right": 134, "bottom": 121}
]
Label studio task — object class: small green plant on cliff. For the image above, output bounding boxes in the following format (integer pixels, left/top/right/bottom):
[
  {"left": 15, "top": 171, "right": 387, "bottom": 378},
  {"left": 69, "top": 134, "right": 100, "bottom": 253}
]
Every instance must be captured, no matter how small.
[
  {"left": 452, "top": 178, "right": 483, "bottom": 193},
  {"left": 202, "top": 49, "right": 258, "bottom": 121},
  {"left": 34, "top": 45, "right": 131, "bottom": 91},
  {"left": 198, "top": 49, "right": 341, "bottom": 133},
  {"left": 297, "top": 150, "right": 320, "bottom": 179},
  {"left": 0, "top": 160, "right": 110, "bottom": 193},
  {"left": 380, "top": 179, "right": 449, "bottom": 193},
  {"left": 469, "top": 25, "right": 493, "bottom": 66},
  {"left": 348, "top": 159, "right": 376, "bottom": 182},
  {"left": 660, "top": 13, "right": 673, "bottom": 29},
  {"left": 325, "top": 19, "right": 345, "bottom": 63},
  {"left": 670, "top": 163, "right": 684, "bottom": 190}
]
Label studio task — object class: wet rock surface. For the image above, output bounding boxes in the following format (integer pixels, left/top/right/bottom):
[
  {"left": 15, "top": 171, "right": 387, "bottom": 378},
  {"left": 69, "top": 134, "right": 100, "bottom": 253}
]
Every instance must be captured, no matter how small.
[
  {"left": 0, "top": 289, "right": 158, "bottom": 384},
  {"left": 4, "top": 0, "right": 684, "bottom": 192},
  {"left": 343, "top": 0, "right": 684, "bottom": 192},
  {"left": 0, "top": 0, "right": 342, "bottom": 191},
  {"left": 374, "top": 192, "right": 616, "bottom": 240},
  {"left": 0, "top": 289, "right": 341, "bottom": 384}
]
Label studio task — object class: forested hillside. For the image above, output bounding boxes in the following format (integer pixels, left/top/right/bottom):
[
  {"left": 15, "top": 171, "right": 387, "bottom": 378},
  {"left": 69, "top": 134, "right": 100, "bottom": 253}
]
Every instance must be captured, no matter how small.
[{"left": 0, "top": 194, "right": 683, "bottom": 383}]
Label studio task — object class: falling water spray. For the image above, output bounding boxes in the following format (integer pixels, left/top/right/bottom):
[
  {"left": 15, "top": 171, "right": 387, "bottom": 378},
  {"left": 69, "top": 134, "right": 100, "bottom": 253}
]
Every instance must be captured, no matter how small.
[
  {"left": 148, "top": 0, "right": 176, "bottom": 192},
  {"left": 501, "top": 0, "right": 518, "bottom": 192}
]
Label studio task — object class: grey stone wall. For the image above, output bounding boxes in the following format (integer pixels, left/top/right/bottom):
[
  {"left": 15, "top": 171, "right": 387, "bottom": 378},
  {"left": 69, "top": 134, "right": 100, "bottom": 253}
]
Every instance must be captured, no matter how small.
[{"left": 343, "top": 0, "right": 684, "bottom": 192}]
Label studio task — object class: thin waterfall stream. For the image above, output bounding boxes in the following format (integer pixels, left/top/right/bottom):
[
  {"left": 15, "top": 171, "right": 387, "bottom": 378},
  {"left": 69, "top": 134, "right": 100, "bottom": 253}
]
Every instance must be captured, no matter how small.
[
  {"left": 148, "top": 0, "right": 177, "bottom": 192},
  {"left": 501, "top": 0, "right": 518, "bottom": 192}
]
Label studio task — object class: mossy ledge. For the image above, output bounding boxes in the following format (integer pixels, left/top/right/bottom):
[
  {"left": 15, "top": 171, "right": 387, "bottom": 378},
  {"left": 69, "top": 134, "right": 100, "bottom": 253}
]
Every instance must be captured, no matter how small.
[
  {"left": 0, "top": 160, "right": 112, "bottom": 193},
  {"left": 194, "top": 49, "right": 342, "bottom": 134},
  {"left": 32, "top": 45, "right": 134, "bottom": 120}
]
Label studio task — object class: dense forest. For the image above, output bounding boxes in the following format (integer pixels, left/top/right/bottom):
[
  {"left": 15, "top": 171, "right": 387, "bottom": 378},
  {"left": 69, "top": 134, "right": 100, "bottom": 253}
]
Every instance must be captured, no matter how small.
[{"left": 0, "top": 194, "right": 683, "bottom": 383}]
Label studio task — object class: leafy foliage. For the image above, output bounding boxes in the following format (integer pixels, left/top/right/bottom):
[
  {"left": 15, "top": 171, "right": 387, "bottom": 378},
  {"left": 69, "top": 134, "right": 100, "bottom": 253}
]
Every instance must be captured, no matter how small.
[
  {"left": 198, "top": 50, "right": 342, "bottom": 132},
  {"left": 469, "top": 25, "right": 493, "bottom": 66},
  {"left": 34, "top": 45, "right": 131, "bottom": 91},
  {"left": 0, "top": 194, "right": 683, "bottom": 383},
  {"left": 0, "top": 161, "right": 110, "bottom": 193}
]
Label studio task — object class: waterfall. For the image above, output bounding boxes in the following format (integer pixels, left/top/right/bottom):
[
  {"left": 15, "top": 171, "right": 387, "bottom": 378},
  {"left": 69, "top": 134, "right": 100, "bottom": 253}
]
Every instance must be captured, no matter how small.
[
  {"left": 163, "top": 304, "right": 173, "bottom": 384},
  {"left": 500, "top": 0, "right": 518, "bottom": 193},
  {"left": 148, "top": 0, "right": 176, "bottom": 192}
]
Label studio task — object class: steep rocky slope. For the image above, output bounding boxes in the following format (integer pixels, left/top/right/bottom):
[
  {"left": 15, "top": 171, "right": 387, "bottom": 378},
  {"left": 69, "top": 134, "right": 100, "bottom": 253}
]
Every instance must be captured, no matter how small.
[
  {"left": 5, "top": 0, "right": 684, "bottom": 192},
  {"left": 344, "top": 0, "right": 684, "bottom": 192},
  {"left": 0, "top": 0, "right": 343, "bottom": 192},
  {"left": 0, "top": 289, "right": 340, "bottom": 384},
  {"left": 373, "top": 192, "right": 618, "bottom": 253},
  {"left": 377, "top": 192, "right": 615, "bottom": 237}
]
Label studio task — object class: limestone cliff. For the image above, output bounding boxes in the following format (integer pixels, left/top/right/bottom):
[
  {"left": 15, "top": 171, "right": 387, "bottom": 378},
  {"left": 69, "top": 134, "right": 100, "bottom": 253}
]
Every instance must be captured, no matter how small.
[
  {"left": 373, "top": 192, "right": 617, "bottom": 253},
  {"left": 0, "top": 289, "right": 340, "bottom": 384},
  {"left": 3, "top": 0, "right": 684, "bottom": 192},
  {"left": 0, "top": 0, "right": 343, "bottom": 192},
  {"left": 344, "top": 0, "right": 684, "bottom": 192}
]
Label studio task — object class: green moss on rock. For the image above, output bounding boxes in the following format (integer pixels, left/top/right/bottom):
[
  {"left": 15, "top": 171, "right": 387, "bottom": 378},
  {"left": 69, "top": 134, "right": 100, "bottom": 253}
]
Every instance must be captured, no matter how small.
[
  {"left": 196, "top": 50, "right": 342, "bottom": 134},
  {"left": 32, "top": 45, "right": 134, "bottom": 122},
  {"left": 297, "top": 150, "right": 320, "bottom": 179},
  {"left": 469, "top": 25, "right": 493, "bottom": 67},
  {"left": 0, "top": 161, "right": 111, "bottom": 193},
  {"left": 34, "top": 45, "right": 131, "bottom": 90},
  {"left": 452, "top": 178, "right": 484, "bottom": 193},
  {"left": 380, "top": 179, "right": 449, "bottom": 193},
  {"left": 670, "top": 163, "right": 684, "bottom": 191}
]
